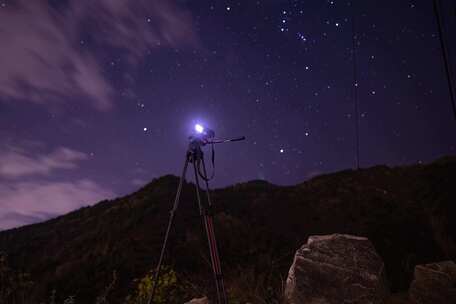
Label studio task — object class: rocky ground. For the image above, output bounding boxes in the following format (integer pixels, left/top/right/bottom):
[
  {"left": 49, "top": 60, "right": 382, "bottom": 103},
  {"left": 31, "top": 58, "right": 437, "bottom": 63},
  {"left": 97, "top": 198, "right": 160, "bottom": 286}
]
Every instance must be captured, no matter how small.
[{"left": 283, "top": 234, "right": 456, "bottom": 304}]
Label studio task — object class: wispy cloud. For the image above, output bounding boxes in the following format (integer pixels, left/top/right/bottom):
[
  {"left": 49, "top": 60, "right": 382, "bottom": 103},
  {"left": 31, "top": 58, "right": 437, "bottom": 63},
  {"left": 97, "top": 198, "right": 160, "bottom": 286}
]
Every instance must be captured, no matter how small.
[
  {"left": 131, "top": 178, "right": 149, "bottom": 187},
  {"left": 0, "top": 0, "right": 197, "bottom": 110},
  {"left": 0, "top": 146, "right": 87, "bottom": 179},
  {"left": 0, "top": 211, "right": 54, "bottom": 232},
  {"left": 0, "top": 180, "right": 115, "bottom": 230},
  {"left": 0, "top": 143, "right": 115, "bottom": 230}
]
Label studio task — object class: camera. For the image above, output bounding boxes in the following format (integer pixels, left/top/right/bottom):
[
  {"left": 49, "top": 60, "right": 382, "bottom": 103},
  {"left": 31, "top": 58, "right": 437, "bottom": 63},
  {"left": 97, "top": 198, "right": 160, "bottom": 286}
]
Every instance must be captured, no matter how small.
[{"left": 192, "top": 124, "right": 215, "bottom": 142}]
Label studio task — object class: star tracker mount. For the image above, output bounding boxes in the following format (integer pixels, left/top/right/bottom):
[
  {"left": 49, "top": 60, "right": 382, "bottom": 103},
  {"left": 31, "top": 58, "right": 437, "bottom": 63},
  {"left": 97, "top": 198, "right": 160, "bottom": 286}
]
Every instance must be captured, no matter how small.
[{"left": 148, "top": 124, "right": 245, "bottom": 304}]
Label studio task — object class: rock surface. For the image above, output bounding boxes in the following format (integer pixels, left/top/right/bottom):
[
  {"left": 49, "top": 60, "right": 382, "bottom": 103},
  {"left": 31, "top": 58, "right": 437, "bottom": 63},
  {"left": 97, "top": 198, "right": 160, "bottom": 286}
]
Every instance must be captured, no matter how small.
[
  {"left": 284, "top": 234, "right": 389, "bottom": 304},
  {"left": 184, "top": 296, "right": 209, "bottom": 304},
  {"left": 409, "top": 261, "right": 456, "bottom": 304}
]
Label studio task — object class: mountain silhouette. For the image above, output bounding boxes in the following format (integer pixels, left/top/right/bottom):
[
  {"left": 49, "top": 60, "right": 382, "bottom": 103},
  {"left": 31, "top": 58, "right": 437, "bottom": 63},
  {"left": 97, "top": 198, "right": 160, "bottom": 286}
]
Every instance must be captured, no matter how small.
[{"left": 1, "top": 157, "right": 455, "bottom": 303}]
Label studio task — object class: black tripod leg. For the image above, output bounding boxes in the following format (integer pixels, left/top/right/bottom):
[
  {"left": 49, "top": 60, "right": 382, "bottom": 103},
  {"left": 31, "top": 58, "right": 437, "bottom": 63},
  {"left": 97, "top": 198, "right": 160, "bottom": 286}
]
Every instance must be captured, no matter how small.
[
  {"left": 200, "top": 158, "right": 228, "bottom": 304},
  {"left": 148, "top": 155, "right": 190, "bottom": 304},
  {"left": 192, "top": 161, "right": 222, "bottom": 304},
  {"left": 194, "top": 160, "right": 228, "bottom": 304}
]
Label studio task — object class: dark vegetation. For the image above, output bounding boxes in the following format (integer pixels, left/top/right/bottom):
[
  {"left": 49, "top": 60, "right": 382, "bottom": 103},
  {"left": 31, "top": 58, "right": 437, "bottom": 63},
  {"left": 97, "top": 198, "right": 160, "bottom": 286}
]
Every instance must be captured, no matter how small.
[{"left": 0, "top": 156, "right": 455, "bottom": 303}]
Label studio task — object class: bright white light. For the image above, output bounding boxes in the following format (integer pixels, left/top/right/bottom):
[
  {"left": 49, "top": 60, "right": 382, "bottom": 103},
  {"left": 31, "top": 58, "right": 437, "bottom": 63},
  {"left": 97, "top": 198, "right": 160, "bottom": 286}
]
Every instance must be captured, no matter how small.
[
  {"left": 195, "top": 124, "right": 204, "bottom": 133},
  {"left": 143, "top": 127, "right": 147, "bottom": 132},
  {"left": 280, "top": 149, "right": 284, "bottom": 153}
]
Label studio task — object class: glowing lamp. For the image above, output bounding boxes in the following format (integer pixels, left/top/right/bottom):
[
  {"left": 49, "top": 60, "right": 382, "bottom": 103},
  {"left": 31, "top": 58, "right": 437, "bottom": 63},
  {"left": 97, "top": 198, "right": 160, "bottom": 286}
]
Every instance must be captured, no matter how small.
[{"left": 195, "top": 124, "right": 204, "bottom": 134}]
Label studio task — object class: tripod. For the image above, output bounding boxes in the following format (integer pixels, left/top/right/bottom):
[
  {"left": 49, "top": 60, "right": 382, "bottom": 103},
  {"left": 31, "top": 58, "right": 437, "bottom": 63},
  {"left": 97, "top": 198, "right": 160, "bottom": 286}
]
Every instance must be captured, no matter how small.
[{"left": 148, "top": 135, "right": 245, "bottom": 304}]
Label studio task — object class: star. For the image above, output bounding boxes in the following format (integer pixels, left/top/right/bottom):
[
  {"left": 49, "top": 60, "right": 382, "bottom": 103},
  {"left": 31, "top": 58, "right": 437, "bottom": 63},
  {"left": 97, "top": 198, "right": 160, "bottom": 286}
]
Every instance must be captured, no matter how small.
[{"left": 297, "top": 33, "right": 307, "bottom": 41}]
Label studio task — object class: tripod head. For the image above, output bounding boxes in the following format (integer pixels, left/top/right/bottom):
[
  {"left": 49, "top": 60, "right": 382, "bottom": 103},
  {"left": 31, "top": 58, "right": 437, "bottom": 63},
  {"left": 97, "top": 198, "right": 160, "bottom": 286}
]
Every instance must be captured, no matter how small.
[
  {"left": 188, "top": 124, "right": 245, "bottom": 181},
  {"left": 190, "top": 123, "right": 245, "bottom": 147},
  {"left": 188, "top": 135, "right": 246, "bottom": 148}
]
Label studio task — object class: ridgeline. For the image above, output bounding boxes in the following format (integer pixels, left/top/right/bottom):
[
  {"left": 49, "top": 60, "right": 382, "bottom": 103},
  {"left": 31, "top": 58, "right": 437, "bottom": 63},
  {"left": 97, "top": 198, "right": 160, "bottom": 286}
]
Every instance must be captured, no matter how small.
[{"left": 1, "top": 156, "right": 455, "bottom": 303}]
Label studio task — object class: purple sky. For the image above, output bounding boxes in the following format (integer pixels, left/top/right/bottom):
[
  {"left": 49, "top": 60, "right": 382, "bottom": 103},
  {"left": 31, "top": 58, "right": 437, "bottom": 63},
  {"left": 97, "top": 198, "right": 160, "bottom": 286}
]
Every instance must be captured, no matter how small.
[{"left": 0, "top": 0, "right": 455, "bottom": 230}]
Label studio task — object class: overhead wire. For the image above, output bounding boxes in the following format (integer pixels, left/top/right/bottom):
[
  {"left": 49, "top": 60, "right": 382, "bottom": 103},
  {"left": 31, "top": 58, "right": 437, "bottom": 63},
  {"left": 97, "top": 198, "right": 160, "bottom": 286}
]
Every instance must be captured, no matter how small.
[
  {"left": 432, "top": 0, "right": 456, "bottom": 121},
  {"left": 351, "top": 2, "right": 361, "bottom": 169}
]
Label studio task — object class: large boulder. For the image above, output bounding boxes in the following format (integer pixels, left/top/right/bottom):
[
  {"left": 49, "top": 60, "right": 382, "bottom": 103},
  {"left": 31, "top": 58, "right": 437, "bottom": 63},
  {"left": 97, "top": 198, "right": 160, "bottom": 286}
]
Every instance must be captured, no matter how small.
[
  {"left": 409, "top": 261, "right": 456, "bottom": 304},
  {"left": 284, "top": 234, "right": 389, "bottom": 304}
]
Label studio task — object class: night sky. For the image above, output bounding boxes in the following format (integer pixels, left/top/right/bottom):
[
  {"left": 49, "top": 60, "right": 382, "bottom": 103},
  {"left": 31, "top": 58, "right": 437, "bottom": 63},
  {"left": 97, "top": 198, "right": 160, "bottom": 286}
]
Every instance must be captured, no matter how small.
[{"left": 0, "top": 0, "right": 455, "bottom": 230}]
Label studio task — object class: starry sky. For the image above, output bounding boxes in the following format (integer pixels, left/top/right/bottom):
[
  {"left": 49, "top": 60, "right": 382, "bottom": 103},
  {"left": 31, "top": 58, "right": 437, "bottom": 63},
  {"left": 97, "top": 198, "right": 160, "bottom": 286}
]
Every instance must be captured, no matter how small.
[{"left": 0, "top": 0, "right": 455, "bottom": 230}]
